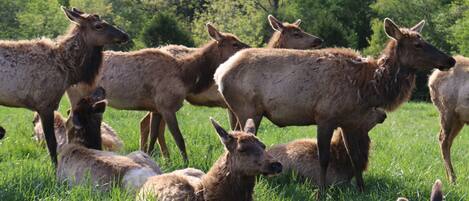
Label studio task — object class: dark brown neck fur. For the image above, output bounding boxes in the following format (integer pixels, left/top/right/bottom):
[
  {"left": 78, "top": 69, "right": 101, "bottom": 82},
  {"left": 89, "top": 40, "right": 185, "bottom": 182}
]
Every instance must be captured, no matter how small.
[
  {"left": 358, "top": 40, "right": 416, "bottom": 111},
  {"left": 180, "top": 41, "right": 220, "bottom": 94},
  {"left": 196, "top": 153, "right": 255, "bottom": 201},
  {"left": 57, "top": 25, "right": 104, "bottom": 86}
]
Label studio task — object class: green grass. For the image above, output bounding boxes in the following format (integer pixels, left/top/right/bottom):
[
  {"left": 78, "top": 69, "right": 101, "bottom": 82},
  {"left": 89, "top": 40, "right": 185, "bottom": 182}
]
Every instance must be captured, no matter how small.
[{"left": 1, "top": 100, "right": 468, "bottom": 201}]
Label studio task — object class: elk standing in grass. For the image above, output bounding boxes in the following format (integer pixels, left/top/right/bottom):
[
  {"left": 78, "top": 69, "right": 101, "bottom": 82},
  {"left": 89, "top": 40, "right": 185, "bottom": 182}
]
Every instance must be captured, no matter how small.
[
  {"left": 67, "top": 24, "right": 249, "bottom": 162},
  {"left": 57, "top": 88, "right": 162, "bottom": 191},
  {"left": 0, "top": 7, "right": 128, "bottom": 165},
  {"left": 429, "top": 55, "right": 469, "bottom": 183},
  {"left": 139, "top": 15, "right": 323, "bottom": 157},
  {"left": 215, "top": 18, "right": 455, "bottom": 195},
  {"left": 137, "top": 118, "right": 282, "bottom": 201},
  {"left": 268, "top": 108, "right": 385, "bottom": 186},
  {"left": 33, "top": 112, "right": 123, "bottom": 151}
]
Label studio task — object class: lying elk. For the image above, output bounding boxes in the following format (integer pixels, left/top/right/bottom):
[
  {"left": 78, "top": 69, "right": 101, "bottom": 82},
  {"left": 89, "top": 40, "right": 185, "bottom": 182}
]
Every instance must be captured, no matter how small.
[
  {"left": 268, "top": 108, "right": 385, "bottom": 186},
  {"left": 397, "top": 179, "right": 443, "bottom": 201},
  {"left": 0, "top": 7, "right": 128, "bottom": 165},
  {"left": 0, "top": 126, "right": 5, "bottom": 140},
  {"left": 429, "top": 55, "right": 469, "bottom": 183},
  {"left": 57, "top": 88, "right": 162, "bottom": 191},
  {"left": 67, "top": 24, "right": 249, "bottom": 162},
  {"left": 33, "top": 112, "right": 123, "bottom": 151},
  {"left": 137, "top": 118, "right": 282, "bottom": 201},
  {"left": 139, "top": 14, "right": 323, "bottom": 157},
  {"left": 215, "top": 18, "right": 455, "bottom": 196}
]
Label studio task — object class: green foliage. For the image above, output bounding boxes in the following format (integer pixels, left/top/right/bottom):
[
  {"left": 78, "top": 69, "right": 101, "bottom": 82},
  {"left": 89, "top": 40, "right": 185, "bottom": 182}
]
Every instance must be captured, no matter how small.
[
  {"left": 448, "top": 0, "right": 469, "bottom": 56},
  {"left": 141, "top": 12, "right": 194, "bottom": 47},
  {"left": 16, "top": 0, "right": 68, "bottom": 39}
]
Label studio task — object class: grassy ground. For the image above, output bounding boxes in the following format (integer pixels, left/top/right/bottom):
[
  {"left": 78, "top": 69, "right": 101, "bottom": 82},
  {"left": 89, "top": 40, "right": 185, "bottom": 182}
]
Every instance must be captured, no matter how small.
[{"left": 0, "top": 100, "right": 468, "bottom": 201}]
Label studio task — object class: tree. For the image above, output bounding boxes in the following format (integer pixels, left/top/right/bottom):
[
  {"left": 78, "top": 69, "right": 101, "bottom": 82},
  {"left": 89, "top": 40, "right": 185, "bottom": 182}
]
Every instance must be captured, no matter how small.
[{"left": 141, "top": 12, "right": 194, "bottom": 47}]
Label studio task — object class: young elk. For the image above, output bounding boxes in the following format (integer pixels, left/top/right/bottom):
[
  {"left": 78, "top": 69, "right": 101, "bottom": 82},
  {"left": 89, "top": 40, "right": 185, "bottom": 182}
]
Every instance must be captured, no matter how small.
[
  {"left": 138, "top": 118, "right": 282, "bottom": 201},
  {"left": 67, "top": 24, "right": 249, "bottom": 162},
  {"left": 0, "top": 7, "right": 128, "bottom": 165},
  {"left": 429, "top": 55, "right": 469, "bottom": 183},
  {"left": 0, "top": 126, "right": 5, "bottom": 140},
  {"left": 33, "top": 112, "right": 123, "bottom": 151},
  {"left": 58, "top": 88, "right": 162, "bottom": 191},
  {"left": 268, "top": 108, "right": 386, "bottom": 186},
  {"left": 215, "top": 18, "right": 455, "bottom": 196},
  {"left": 397, "top": 179, "right": 443, "bottom": 201},
  {"left": 139, "top": 14, "right": 323, "bottom": 157}
]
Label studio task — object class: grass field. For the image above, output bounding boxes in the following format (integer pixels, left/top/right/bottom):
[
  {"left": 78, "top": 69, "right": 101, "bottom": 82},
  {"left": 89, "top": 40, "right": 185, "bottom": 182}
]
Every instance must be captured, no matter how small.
[{"left": 0, "top": 99, "right": 468, "bottom": 201}]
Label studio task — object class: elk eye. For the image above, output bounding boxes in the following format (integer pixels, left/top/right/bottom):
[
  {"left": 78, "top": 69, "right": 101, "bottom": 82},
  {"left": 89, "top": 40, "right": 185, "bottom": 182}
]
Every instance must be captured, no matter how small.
[
  {"left": 293, "top": 33, "right": 302, "bottom": 38},
  {"left": 414, "top": 43, "right": 422, "bottom": 48},
  {"left": 233, "top": 43, "right": 240, "bottom": 48},
  {"left": 94, "top": 24, "right": 104, "bottom": 30}
]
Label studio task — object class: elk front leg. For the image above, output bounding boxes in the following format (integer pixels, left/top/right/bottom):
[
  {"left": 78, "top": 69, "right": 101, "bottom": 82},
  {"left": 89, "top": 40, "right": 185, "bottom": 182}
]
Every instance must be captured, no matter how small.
[
  {"left": 38, "top": 110, "right": 58, "bottom": 166},
  {"left": 316, "top": 122, "right": 336, "bottom": 199},
  {"left": 439, "top": 115, "right": 463, "bottom": 184}
]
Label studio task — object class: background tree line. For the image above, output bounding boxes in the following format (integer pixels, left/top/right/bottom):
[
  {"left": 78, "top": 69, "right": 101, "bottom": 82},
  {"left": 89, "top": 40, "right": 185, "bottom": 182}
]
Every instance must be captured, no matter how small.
[{"left": 0, "top": 0, "right": 467, "bottom": 100}]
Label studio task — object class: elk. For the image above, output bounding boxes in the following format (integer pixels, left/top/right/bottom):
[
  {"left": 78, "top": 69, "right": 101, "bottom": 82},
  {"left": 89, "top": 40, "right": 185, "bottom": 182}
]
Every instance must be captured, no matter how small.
[
  {"left": 138, "top": 14, "right": 323, "bottom": 157},
  {"left": 0, "top": 7, "right": 128, "bottom": 165},
  {"left": 0, "top": 126, "right": 5, "bottom": 140},
  {"left": 67, "top": 24, "right": 249, "bottom": 162},
  {"left": 267, "top": 108, "right": 385, "bottom": 186},
  {"left": 57, "top": 88, "right": 162, "bottom": 191},
  {"left": 428, "top": 55, "right": 469, "bottom": 183},
  {"left": 33, "top": 112, "right": 123, "bottom": 151},
  {"left": 397, "top": 179, "right": 443, "bottom": 201},
  {"left": 214, "top": 18, "right": 455, "bottom": 196},
  {"left": 137, "top": 118, "right": 282, "bottom": 201}
]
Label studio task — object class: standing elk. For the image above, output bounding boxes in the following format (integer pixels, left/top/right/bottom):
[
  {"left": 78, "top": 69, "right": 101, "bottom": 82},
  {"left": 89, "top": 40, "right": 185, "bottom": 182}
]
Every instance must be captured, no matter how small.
[
  {"left": 139, "top": 14, "right": 323, "bottom": 157},
  {"left": 66, "top": 24, "right": 249, "bottom": 162},
  {"left": 429, "top": 55, "right": 469, "bottom": 183},
  {"left": 214, "top": 18, "right": 455, "bottom": 196},
  {"left": 33, "top": 112, "right": 123, "bottom": 151},
  {"left": 57, "top": 88, "right": 162, "bottom": 191},
  {"left": 0, "top": 7, "right": 128, "bottom": 165},
  {"left": 137, "top": 118, "right": 282, "bottom": 201}
]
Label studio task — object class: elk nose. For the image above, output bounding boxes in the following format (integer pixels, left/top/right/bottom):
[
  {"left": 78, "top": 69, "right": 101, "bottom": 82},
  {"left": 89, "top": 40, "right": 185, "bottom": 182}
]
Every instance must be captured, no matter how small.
[
  {"left": 121, "top": 33, "right": 130, "bottom": 43},
  {"left": 270, "top": 162, "right": 283, "bottom": 173},
  {"left": 448, "top": 57, "right": 456, "bottom": 67}
]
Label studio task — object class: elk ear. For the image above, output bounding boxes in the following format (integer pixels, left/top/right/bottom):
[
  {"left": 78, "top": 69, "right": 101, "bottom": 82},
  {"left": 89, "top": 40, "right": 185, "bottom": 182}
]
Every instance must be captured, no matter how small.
[
  {"left": 244, "top": 119, "right": 256, "bottom": 134},
  {"left": 384, "top": 18, "right": 403, "bottom": 40},
  {"left": 293, "top": 19, "right": 302, "bottom": 26},
  {"left": 268, "top": 15, "right": 284, "bottom": 31},
  {"left": 72, "top": 7, "right": 84, "bottom": 14},
  {"left": 430, "top": 179, "right": 443, "bottom": 201},
  {"left": 210, "top": 117, "right": 234, "bottom": 148},
  {"left": 62, "top": 6, "right": 85, "bottom": 25},
  {"left": 93, "top": 101, "right": 107, "bottom": 114},
  {"left": 410, "top": 20, "right": 425, "bottom": 33},
  {"left": 207, "top": 23, "right": 224, "bottom": 42}
]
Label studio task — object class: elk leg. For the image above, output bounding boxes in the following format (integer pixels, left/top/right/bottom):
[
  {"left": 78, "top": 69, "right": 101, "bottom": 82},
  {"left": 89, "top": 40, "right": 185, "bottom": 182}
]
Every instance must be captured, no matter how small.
[
  {"left": 316, "top": 122, "right": 336, "bottom": 199},
  {"left": 340, "top": 128, "right": 369, "bottom": 192},
  {"left": 161, "top": 111, "right": 188, "bottom": 164},
  {"left": 148, "top": 113, "right": 169, "bottom": 158},
  {"left": 39, "top": 110, "right": 58, "bottom": 166},
  {"left": 439, "top": 116, "right": 463, "bottom": 184},
  {"left": 139, "top": 113, "right": 151, "bottom": 152}
]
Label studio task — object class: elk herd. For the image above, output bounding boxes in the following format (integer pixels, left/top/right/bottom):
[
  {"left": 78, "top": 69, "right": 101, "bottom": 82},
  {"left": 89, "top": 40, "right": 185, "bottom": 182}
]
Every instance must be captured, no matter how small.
[{"left": 1, "top": 6, "right": 468, "bottom": 201}]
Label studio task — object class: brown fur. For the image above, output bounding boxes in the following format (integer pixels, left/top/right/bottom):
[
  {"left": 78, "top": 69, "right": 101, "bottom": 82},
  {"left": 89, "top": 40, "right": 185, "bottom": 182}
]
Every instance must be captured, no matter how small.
[
  {"left": 268, "top": 129, "right": 369, "bottom": 186},
  {"left": 0, "top": 7, "right": 128, "bottom": 165},
  {"left": 66, "top": 25, "right": 249, "bottom": 162},
  {"left": 33, "top": 112, "right": 123, "bottom": 151},
  {"left": 138, "top": 15, "right": 323, "bottom": 158},
  {"left": 215, "top": 19, "right": 455, "bottom": 194},
  {"left": 137, "top": 119, "right": 282, "bottom": 201},
  {"left": 397, "top": 179, "right": 443, "bottom": 201},
  {"left": 58, "top": 91, "right": 161, "bottom": 191},
  {"left": 428, "top": 55, "right": 469, "bottom": 183}
]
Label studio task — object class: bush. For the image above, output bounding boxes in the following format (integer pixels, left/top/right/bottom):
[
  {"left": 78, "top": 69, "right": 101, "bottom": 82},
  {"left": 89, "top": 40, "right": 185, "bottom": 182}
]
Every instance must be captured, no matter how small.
[{"left": 141, "top": 12, "right": 194, "bottom": 48}]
